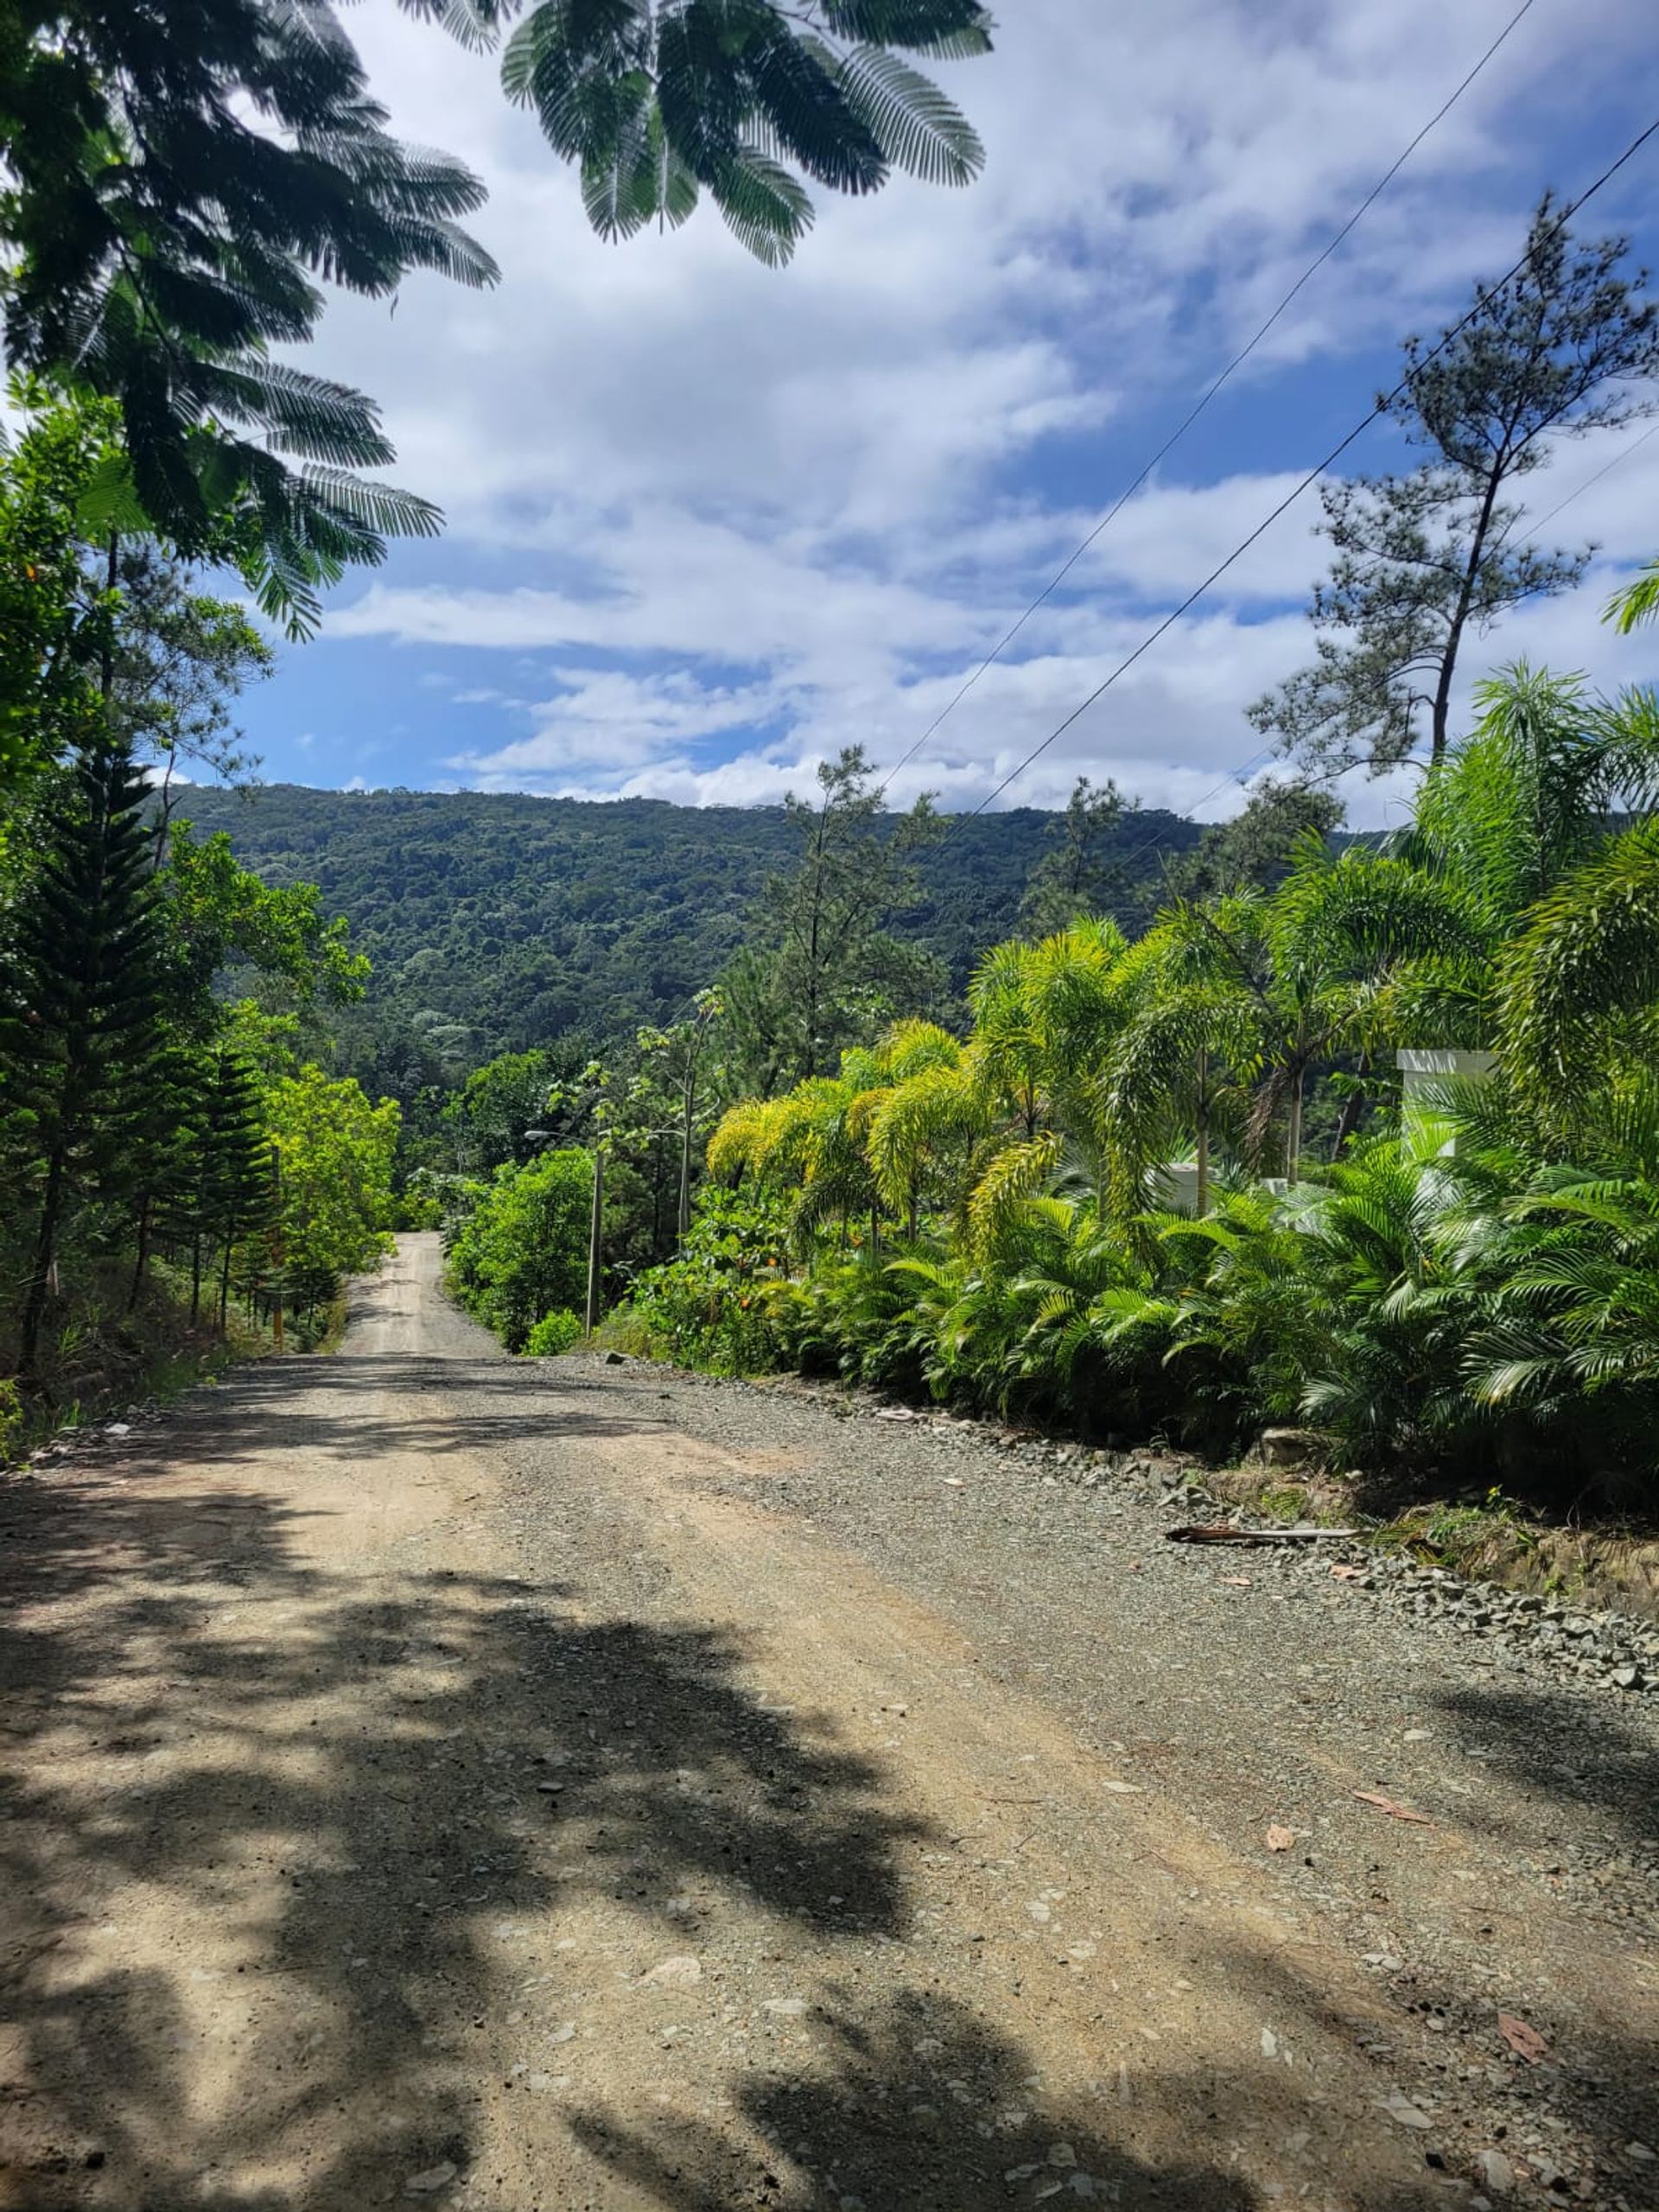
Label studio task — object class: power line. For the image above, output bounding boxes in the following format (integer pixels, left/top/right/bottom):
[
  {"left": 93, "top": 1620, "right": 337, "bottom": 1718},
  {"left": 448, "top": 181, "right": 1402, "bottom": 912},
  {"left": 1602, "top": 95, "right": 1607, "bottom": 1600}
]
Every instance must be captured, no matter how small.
[
  {"left": 874, "top": 0, "right": 1542, "bottom": 799},
  {"left": 1524, "top": 416, "right": 1659, "bottom": 537},
  {"left": 1082, "top": 407, "right": 1659, "bottom": 877},
  {"left": 957, "top": 113, "right": 1659, "bottom": 825}
]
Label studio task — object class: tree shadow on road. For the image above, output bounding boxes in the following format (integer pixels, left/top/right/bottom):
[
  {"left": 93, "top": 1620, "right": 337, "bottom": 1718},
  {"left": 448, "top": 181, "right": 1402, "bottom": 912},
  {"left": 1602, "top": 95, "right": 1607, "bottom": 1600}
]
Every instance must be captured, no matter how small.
[
  {"left": 93, "top": 1353, "right": 681, "bottom": 1462},
  {"left": 3, "top": 1436, "right": 1543, "bottom": 2212},
  {"left": 1427, "top": 1679, "right": 1658, "bottom": 1853},
  {"left": 0, "top": 1452, "right": 921, "bottom": 2209},
  {"left": 570, "top": 1987, "right": 1267, "bottom": 2210}
]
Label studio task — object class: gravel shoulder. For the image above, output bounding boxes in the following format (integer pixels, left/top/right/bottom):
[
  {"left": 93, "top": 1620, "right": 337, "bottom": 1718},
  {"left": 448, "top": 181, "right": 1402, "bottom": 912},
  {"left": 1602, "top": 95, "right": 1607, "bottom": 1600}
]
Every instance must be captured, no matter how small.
[{"left": 2, "top": 1236, "right": 1654, "bottom": 2212}]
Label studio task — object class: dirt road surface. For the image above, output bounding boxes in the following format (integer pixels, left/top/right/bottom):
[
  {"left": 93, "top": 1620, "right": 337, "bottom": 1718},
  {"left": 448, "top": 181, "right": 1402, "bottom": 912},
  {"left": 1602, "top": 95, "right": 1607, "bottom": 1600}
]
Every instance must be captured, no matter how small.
[{"left": 3, "top": 1236, "right": 1655, "bottom": 2210}]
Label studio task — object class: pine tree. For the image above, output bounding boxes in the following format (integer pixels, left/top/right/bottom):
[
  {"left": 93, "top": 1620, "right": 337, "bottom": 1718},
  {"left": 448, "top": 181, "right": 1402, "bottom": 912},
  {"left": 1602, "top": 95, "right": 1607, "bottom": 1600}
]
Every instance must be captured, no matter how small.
[
  {"left": 0, "top": 742, "right": 168, "bottom": 1382},
  {"left": 1018, "top": 776, "right": 1134, "bottom": 938},
  {"left": 191, "top": 1048, "right": 276, "bottom": 1331},
  {"left": 725, "top": 746, "right": 944, "bottom": 1094},
  {"left": 1252, "top": 200, "right": 1659, "bottom": 774}
]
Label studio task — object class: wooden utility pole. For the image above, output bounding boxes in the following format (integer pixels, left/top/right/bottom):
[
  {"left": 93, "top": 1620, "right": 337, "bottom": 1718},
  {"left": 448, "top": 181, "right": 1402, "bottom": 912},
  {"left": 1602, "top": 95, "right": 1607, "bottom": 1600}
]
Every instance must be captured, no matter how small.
[
  {"left": 585, "top": 1140, "right": 605, "bottom": 1337},
  {"left": 270, "top": 1155, "right": 284, "bottom": 1351}
]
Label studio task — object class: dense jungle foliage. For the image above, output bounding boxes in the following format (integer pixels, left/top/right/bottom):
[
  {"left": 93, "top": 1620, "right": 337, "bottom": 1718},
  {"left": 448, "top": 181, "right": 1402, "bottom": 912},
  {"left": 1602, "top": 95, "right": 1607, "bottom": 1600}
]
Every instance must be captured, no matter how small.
[
  {"left": 0, "top": 390, "right": 404, "bottom": 1426},
  {"left": 172, "top": 781, "right": 1202, "bottom": 1093},
  {"left": 600, "top": 655, "right": 1659, "bottom": 1511}
]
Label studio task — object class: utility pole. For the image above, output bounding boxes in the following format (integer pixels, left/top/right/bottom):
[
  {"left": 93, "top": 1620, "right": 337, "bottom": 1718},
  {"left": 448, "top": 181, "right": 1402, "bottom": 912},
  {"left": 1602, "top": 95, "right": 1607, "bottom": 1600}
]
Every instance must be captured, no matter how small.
[
  {"left": 676, "top": 988, "right": 721, "bottom": 1247},
  {"left": 584, "top": 1137, "right": 605, "bottom": 1337},
  {"left": 270, "top": 1154, "right": 284, "bottom": 1351}
]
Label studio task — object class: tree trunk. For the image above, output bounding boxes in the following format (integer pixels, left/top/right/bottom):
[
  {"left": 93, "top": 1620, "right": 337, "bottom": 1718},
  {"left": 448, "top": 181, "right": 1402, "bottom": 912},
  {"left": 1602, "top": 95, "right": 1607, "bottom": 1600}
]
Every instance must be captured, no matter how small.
[
  {"left": 584, "top": 1143, "right": 605, "bottom": 1335},
  {"left": 190, "top": 1231, "right": 202, "bottom": 1324},
  {"left": 1195, "top": 1048, "right": 1210, "bottom": 1217},
  {"left": 1430, "top": 460, "right": 1505, "bottom": 764},
  {"left": 126, "top": 1192, "right": 151, "bottom": 1313},
  {"left": 18, "top": 1148, "right": 67, "bottom": 1385},
  {"left": 1331, "top": 1053, "right": 1372, "bottom": 1159},
  {"left": 677, "top": 1068, "right": 696, "bottom": 1243},
  {"left": 1285, "top": 1073, "right": 1305, "bottom": 1184}
]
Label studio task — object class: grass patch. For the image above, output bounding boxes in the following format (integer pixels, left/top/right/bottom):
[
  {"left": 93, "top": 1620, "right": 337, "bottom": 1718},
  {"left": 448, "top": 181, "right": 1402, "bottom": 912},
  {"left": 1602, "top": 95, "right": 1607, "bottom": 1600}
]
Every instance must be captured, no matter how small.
[{"left": 1375, "top": 1489, "right": 1538, "bottom": 1573}]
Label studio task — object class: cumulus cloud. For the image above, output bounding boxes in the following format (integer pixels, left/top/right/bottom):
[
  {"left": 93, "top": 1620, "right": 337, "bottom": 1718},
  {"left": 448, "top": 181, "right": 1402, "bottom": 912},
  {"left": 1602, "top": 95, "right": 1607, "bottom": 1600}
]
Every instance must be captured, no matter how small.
[{"left": 257, "top": 0, "right": 1659, "bottom": 826}]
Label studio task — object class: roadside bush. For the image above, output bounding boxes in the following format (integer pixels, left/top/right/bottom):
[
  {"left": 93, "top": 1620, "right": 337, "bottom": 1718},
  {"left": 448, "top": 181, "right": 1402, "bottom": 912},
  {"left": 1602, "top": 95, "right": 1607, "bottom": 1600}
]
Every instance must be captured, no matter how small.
[
  {"left": 524, "top": 1307, "right": 583, "bottom": 1357},
  {"left": 0, "top": 1378, "right": 23, "bottom": 1464},
  {"left": 619, "top": 1188, "right": 791, "bottom": 1372},
  {"left": 766, "top": 1254, "right": 932, "bottom": 1395},
  {"left": 446, "top": 1149, "right": 593, "bottom": 1351}
]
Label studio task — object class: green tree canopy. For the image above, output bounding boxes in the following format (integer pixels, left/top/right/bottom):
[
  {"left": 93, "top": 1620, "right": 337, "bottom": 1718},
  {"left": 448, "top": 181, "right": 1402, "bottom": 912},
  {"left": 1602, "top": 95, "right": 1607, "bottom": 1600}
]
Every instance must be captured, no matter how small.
[
  {"left": 3, "top": 2, "right": 992, "bottom": 624},
  {"left": 482, "top": 0, "right": 992, "bottom": 265},
  {"left": 725, "top": 745, "right": 946, "bottom": 1095},
  {"left": 445, "top": 1147, "right": 595, "bottom": 1349},
  {"left": 1251, "top": 199, "right": 1659, "bottom": 774},
  {"left": 266, "top": 1065, "right": 400, "bottom": 1297}
]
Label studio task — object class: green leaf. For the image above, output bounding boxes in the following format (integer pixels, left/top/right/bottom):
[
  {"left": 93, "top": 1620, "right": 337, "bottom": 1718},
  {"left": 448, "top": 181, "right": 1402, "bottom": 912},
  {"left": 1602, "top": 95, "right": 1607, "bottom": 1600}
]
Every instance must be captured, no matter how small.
[{"left": 836, "top": 42, "right": 984, "bottom": 185}]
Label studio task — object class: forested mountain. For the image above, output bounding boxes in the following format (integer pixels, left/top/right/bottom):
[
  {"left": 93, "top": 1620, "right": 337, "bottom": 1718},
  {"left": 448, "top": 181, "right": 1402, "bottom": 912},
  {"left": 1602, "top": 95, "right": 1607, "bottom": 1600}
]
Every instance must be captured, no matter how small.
[{"left": 174, "top": 782, "right": 1203, "bottom": 1074}]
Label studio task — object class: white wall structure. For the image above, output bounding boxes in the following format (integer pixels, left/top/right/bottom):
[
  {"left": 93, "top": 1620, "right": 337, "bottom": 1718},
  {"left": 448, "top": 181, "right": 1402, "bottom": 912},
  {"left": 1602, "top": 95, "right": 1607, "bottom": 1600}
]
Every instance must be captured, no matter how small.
[
  {"left": 1396, "top": 1048, "right": 1495, "bottom": 1154},
  {"left": 1153, "top": 1161, "right": 1205, "bottom": 1216}
]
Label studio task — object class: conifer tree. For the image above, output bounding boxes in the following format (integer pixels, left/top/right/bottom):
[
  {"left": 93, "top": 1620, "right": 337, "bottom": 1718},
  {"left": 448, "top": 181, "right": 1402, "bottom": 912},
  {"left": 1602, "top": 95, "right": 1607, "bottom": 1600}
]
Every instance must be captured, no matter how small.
[
  {"left": 0, "top": 742, "right": 167, "bottom": 1382},
  {"left": 1252, "top": 200, "right": 1659, "bottom": 774},
  {"left": 191, "top": 1047, "right": 276, "bottom": 1330}
]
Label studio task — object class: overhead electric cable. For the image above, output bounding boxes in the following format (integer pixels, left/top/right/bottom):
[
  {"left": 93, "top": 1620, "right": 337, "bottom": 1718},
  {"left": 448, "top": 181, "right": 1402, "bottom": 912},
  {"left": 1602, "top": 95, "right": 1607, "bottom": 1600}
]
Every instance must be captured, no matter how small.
[
  {"left": 874, "top": 0, "right": 1542, "bottom": 798},
  {"left": 1071, "top": 408, "right": 1659, "bottom": 874},
  {"left": 958, "top": 114, "right": 1659, "bottom": 823},
  {"left": 1523, "top": 416, "right": 1659, "bottom": 538}
]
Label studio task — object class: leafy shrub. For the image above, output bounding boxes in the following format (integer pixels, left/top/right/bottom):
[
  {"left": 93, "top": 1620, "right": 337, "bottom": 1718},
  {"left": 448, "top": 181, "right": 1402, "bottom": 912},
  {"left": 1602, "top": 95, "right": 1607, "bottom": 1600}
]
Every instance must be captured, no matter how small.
[
  {"left": 618, "top": 1188, "right": 792, "bottom": 1372},
  {"left": 766, "top": 1255, "right": 932, "bottom": 1395},
  {"left": 0, "top": 1379, "right": 23, "bottom": 1464},
  {"left": 445, "top": 1149, "right": 593, "bottom": 1351},
  {"left": 524, "top": 1307, "right": 583, "bottom": 1357}
]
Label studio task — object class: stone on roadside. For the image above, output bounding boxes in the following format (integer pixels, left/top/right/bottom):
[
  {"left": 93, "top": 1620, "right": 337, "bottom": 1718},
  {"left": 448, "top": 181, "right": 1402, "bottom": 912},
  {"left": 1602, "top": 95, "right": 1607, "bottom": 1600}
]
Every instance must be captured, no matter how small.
[
  {"left": 1383, "top": 2092, "right": 1433, "bottom": 2130},
  {"left": 404, "top": 2164, "right": 459, "bottom": 2196},
  {"left": 643, "top": 1954, "right": 702, "bottom": 1986},
  {"left": 1475, "top": 2148, "right": 1516, "bottom": 2194}
]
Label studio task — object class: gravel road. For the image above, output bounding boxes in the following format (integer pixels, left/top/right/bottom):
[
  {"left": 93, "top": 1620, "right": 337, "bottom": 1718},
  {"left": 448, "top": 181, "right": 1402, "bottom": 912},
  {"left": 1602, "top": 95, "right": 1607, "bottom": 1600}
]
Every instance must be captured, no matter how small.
[{"left": 2, "top": 1234, "right": 1655, "bottom": 2212}]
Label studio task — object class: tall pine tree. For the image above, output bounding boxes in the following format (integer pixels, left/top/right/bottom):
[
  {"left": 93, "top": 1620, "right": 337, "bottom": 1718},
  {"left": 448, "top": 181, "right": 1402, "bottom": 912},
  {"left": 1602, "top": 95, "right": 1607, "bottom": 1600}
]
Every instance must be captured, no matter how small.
[
  {"left": 1, "top": 742, "right": 167, "bottom": 1382},
  {"left": 193, "top": 1048, "right": 276, "bottom": 1330}
]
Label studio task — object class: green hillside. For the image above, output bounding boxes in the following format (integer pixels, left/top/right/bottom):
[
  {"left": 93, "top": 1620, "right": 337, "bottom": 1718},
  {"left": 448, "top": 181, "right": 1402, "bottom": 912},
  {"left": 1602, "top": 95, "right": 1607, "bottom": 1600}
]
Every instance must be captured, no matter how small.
[{"left": 175, "top": 780, "right": 1203, "bottom": 1080}]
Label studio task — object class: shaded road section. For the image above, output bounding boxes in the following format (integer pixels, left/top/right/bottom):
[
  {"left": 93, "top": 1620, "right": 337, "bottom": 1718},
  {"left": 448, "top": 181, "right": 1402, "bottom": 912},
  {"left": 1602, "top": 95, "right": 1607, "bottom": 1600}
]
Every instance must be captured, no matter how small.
[{"left": 2, "top": 1236, "right": 1653, "bottom": 2209}]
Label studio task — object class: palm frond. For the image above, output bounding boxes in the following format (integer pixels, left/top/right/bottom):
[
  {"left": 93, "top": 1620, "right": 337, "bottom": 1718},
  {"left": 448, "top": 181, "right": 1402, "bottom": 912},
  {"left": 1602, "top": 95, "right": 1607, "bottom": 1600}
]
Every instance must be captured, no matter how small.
[{"left": 834, "top": 44, "right": 983, "bottom": 185}]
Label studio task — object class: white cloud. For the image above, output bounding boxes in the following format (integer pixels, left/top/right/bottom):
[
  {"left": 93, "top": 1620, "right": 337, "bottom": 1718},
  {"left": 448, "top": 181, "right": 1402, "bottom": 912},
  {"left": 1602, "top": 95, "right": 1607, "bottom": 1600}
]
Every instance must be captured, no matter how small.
[{"left": 263, "top": 0, "right": 1659, "bottom": 823}]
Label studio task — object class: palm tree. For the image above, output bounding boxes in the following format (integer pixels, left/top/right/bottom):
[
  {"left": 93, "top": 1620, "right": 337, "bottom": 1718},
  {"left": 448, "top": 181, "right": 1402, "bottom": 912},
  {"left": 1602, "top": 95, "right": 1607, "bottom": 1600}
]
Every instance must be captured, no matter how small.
[
  {"left": 1609, "top": 555, "right": 1659, "bottom": 634},
  {"left": 1101, "top": 911, "right": 1263, "bottom": 1217},
  {"left": 1331, "top": 664, "right": 1659, "bottom": 1141},
  {"left": 1497, "top": 819, "right": 1659, "bottom": 1138},
  {"left": 3, "top": 0, "right": 499, "bottom": 633},
  {"left": 483, "top": 0, "right": 993, "bottom": 264},
  {"left": 709, "top": 1034, "right": 909, "bottom": 1252}
]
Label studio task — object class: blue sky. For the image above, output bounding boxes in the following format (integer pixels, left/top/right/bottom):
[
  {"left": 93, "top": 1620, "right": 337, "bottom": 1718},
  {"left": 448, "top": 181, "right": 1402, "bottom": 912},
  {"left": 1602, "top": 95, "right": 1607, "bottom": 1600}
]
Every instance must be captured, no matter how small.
[{"left": 236, "top": 0, "right": 1659, "bottom": 829}]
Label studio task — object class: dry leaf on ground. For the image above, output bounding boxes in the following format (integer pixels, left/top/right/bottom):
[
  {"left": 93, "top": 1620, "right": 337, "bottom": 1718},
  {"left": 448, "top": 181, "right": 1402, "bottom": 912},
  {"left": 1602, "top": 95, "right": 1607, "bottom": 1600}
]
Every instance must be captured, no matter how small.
[
  {"left": 1329, "top": 1562, "right": 1364, "bottom": 1581},
  {"left": 1266, "top": 1823, "right": 1295, "bottom": 1852},
  {"left": 1497, "top": 2012, "right": 1549, "bottom": 2063},
  {"left": 1353, "top": 1789, "right": 1433, "bottom": 1825},
  {"left": 1218, "top": 1575, "right": 1252, "bottom": 1587}
]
